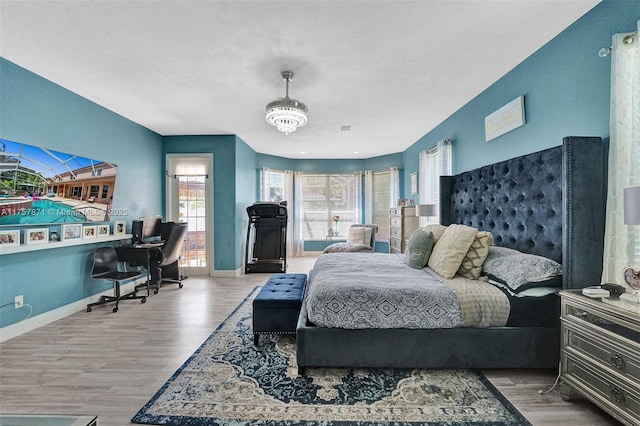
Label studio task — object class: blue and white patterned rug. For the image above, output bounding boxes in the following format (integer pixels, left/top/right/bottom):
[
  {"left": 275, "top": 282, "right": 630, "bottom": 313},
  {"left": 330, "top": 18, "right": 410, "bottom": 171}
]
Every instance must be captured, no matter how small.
[{"left": 132, "top": 288, "right": 531, "bottom": 425}]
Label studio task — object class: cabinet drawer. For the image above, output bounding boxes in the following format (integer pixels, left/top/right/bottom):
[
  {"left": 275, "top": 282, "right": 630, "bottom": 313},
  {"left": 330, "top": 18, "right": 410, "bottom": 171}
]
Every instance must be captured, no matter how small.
[
  {"left": 564, "top": 321, "right": 640, "bottom": 384},
  {"left": 390, "top": 208, "right": 402, "bottom": 216},
  {"left": 390, "top": 217, "right": 402, "bottom": 228},
  {"left": 389, "top": 227, "right": 402, "bottom": 239},
  {"left": 389, "top": 237, "right": 402, "bottom": 251},
  {"left": 564, "top": 355, "right": 640, "bottom": 424}
]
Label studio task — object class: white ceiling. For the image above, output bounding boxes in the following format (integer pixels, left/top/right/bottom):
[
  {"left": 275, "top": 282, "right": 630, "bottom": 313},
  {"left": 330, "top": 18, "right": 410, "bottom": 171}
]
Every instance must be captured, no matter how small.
[{"left": 0, "top": 1, "right": 599, "bottom": 159}]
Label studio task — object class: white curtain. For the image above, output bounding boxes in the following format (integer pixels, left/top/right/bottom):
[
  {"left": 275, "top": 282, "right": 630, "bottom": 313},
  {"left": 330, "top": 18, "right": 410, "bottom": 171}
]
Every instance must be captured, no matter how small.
[
  {"left": 260, "top": 167, "right": 270, "bottom": 201},
  {"left": 364, "top": 170, "right": 373, "bottom": 224},
  {"left": 293, "top": 171, "right": 305, "bottom": 257},
  {"left": 438, "top": 139, "right": 453, "bottom": 178},
  {"left": 602, "top": 22, "right": 640, "bottom": 288},
  {"left": 418, "top": 140, "right": 452, "bottom": 226},
  {"left": 353, "top": 171, "right": 363, "bottom": 224},
  {"left": 283, "top": 170, "right": 295, "bottom": 257},
  {"left": 389, "top": 166, "right": 399, "bottom": 209}
]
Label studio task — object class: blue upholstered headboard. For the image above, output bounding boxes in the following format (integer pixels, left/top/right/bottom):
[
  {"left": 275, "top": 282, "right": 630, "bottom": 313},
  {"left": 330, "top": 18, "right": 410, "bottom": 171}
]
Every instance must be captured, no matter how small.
[{"left": 440, "top": 136, "right": 606, "bottom": 289}]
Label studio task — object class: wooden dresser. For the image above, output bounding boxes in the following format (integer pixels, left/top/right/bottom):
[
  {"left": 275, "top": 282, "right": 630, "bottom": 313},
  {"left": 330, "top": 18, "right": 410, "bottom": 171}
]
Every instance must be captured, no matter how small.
[
  {"left": 559, "top": 290, "right": 640, "bottom": 426},
  {"left": 389, "top": 206, "right": 418, "bottom": 254}
]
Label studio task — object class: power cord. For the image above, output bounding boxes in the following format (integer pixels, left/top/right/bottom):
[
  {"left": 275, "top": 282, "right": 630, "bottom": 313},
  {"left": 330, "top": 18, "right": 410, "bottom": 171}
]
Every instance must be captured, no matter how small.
[
  {"left": 538, "top": 361, "right": 562, "bottom": 394},
  {"left": 0, "top": 302, "right": 34, "bottom": 322}
]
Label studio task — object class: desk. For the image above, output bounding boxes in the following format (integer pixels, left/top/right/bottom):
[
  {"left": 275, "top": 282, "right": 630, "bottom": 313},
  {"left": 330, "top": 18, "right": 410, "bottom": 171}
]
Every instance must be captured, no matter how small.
[{"left": 116, "top": 245, "right": 163, "bottom": 295}]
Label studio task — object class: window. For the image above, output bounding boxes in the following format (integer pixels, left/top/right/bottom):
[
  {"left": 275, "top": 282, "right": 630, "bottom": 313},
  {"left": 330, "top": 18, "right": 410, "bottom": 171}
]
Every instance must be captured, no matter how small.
[
  {"left": 89, "top": 185, "right": 99, "bottom": 198},
  {"left": 302, "top": 174, "right": 358, "bottom": 240},
  {"left": 69, "top": 186, "right": 82, "bottom": 198},
  {"left": 372, "top": 171, "right": 391, "bottom": 240},
  {"left": 264, "top": 170, "right": 285, "bottom": 202},
  {"left": 419, "top": 139, "right": 452, "bottom": 225},
  {"left": 101, "top": 185, "right": 109, "bottom": 200}
]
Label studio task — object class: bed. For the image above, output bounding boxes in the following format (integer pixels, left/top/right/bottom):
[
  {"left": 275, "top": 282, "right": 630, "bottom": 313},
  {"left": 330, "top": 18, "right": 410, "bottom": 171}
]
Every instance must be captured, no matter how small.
[{"left": 296, "top": 136, "right": 606, "bottom": 373}]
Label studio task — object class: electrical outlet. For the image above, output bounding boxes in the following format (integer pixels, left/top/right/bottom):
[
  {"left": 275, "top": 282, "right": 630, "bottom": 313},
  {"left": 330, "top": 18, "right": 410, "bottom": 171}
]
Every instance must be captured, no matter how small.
[{"left": 14, "top": 295, "right": 24, "bottom": 309}]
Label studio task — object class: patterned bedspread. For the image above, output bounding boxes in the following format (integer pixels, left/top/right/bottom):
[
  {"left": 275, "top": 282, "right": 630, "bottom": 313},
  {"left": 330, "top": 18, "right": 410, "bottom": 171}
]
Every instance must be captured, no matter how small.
[{"left": 305, "top": 253, "right": 509, "bottom": 329}]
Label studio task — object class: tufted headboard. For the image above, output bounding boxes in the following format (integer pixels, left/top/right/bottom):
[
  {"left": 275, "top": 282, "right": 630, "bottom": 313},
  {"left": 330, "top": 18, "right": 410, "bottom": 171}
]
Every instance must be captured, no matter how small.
[{"left": 440, "top": 136, "right": 606, "bottom": 289}]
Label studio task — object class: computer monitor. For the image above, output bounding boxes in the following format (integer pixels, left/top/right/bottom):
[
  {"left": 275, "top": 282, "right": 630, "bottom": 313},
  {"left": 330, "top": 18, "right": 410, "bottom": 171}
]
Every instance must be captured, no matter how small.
[{"left": 140, "top": 215, "right": 162, "bottom": 242}]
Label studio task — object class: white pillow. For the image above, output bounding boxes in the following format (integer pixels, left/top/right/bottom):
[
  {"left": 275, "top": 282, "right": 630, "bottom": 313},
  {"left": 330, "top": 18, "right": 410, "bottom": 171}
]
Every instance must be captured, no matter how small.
[
  {"left": 427, "top": 224, "right": 478, "bottom": 279},
  {"left": 347, "top": 227, "right": 372, "bottom": 246}
]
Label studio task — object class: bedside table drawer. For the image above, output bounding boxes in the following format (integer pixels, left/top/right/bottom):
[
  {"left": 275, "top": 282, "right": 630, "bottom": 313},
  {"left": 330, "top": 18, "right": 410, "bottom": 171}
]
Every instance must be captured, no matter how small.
[
  {"left": 565, "top": 304, "right": 640, "bottom": 345},
  {"left": 564, "top": 355, "right": 640, "bottom": 425},
  {"left": 564, "top": 320, "right": 640, "bottom": 384}
]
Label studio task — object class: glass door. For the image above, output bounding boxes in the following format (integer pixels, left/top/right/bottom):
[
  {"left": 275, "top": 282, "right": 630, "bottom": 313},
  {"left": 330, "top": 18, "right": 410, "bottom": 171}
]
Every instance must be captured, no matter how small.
[{"left": 165, "top": 154, "right": 213, "bottom": 276}]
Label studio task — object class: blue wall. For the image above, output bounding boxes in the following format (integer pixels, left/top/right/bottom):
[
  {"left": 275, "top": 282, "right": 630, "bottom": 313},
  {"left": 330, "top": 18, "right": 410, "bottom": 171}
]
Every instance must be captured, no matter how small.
[
  {"left": 257, "top": 152, "right": 402, "bottom": 252},
  {"left": 0, "top": 58, "right": 163, "bottom": 328},
  {"left": 162, "top": 135, "right": 257, "bottom": 271},
  {"left": 234, "top": 137, "right": 258, "bottom": 269},
  {"left": 401, "top": 0, "right": 638, "bottom": 196}
]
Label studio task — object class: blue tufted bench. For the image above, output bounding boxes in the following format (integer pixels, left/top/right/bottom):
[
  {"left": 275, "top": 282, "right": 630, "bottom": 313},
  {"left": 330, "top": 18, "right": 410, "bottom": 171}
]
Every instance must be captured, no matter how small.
[{"left": 252, "top": 273, "right": 307, "bottom": 345}]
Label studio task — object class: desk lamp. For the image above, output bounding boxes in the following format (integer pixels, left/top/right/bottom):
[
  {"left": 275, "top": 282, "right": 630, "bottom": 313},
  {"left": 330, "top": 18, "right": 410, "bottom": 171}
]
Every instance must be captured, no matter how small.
[{"left": 622, "top": 186, "right": 640, "bottom": 304}]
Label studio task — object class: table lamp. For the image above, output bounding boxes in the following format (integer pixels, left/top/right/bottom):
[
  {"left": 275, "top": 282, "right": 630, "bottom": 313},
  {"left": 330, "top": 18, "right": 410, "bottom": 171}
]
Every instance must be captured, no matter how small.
[
  {"left": 415, "top": 204, "right": 437, "bottom": 217},
  {"left": 622, "top": 186, "right": 640, "bottom": 304}
]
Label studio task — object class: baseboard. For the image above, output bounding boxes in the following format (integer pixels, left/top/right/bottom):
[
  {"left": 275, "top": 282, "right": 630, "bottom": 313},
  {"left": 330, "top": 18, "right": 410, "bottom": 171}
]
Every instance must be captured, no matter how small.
[
  {"left": 212, "top": 267, "right": 244, "bottom": 277},
  {"left": 0, "top": 277, "right": 146, "bottom": 343}
]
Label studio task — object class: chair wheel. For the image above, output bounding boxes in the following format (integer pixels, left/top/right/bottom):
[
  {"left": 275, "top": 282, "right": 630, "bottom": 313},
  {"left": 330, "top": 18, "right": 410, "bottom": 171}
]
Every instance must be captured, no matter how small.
[
  {"left": 141, "top": 297, "right": 146, "bottom": 303},
  {"left": 112, "top": 307, "right": 118, "bottom": 313},
  {"left": 179, "top": 283, "right": 183, "bottom": 288},
  {"left": 154, "top": 289, "right": 159, "bottom": 294},
  {"left": 87, "top": 307, "right": 92, "bottom": 312}
]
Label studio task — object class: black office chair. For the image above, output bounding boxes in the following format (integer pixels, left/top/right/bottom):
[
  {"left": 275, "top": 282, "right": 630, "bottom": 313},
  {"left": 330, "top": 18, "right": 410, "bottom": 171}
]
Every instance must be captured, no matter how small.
[
  {"left": 87, "top": 247, "right": 146, "bottom": 313},
  {"left": 151, "top": 222, "right": 188, "bottom": 294}
]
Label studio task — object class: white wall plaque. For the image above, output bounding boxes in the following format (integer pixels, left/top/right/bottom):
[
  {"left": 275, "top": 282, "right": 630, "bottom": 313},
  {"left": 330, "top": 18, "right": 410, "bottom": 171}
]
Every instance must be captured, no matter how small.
[{"left": 485, "top": 96, "right": 525, "bottom": 142}]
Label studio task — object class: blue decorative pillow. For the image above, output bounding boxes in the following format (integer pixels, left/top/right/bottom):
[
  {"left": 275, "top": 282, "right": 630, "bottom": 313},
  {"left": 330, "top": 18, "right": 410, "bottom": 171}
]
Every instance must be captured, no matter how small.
[{"left": 404, "top": 229, "right": 435, "bottom": 269}]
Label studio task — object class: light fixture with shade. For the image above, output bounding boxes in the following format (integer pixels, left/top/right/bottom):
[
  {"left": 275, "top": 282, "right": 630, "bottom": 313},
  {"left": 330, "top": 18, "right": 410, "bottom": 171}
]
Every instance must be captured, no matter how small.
[
  {"left": 265, "top": 71, "right": 308, "bottom": 135},
  {"left": 622, "top": 186, "right": 640, "bottom": 304},
  {"left": 415, "top": 204, "right": 438, "bottom": 217}
]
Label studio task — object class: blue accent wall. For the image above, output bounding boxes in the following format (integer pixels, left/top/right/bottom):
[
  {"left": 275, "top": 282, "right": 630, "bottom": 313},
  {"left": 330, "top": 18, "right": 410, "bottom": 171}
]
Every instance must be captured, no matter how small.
[
  {"left": 0, "top": 58, "right": 162, "bottom": 328},
  {"left": 401, "top": 0, "right": 638, "bottom": 196},
  {"left": 235, "top": 137, "right": 258, "bottom": 269}
]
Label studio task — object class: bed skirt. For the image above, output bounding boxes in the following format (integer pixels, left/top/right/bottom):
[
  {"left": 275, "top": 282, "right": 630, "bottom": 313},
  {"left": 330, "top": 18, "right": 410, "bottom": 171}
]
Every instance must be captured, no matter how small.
[{"left": 296, "top": 300, "right": 559, "bottom": 374}]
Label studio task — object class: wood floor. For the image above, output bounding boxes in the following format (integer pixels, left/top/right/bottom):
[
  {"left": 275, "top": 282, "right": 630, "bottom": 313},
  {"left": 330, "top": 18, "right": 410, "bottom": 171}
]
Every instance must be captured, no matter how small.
[{"left": 0, "top": 256, "right": 620, "bottom": 425}]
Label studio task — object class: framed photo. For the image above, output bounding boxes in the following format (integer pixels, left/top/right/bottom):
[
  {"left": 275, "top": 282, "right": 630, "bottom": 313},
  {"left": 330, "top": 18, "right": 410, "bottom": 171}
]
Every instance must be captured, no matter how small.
[
  {"left": 83, "top": 225, "right": 97, "bottom": 239},
  {"left": 49, "top": 230, "right": 60, "bottom": 242},
  {"left": 26, "top": 228, "right": 49, "bottom": 245},
  {"left": 114, "top": 221, "right": 126, "bottom": 236},
  {"left": 97, "top": 224, "right": 110, "bottom": 238},
  {"left": 0, "top": 229, "right": 20, "bottom": 246},
  {"left": 62, "top": 223, "right": 83, "bottom": 242},
  {"left": 410, "top": 172, "right": 418, "bottom": 195}
]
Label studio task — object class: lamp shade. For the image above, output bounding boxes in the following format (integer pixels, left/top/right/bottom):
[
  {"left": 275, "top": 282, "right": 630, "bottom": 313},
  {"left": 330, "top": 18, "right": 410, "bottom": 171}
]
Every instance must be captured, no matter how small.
[
  {"left": 624, "top": 186, "right": 640, "bottom": 225},
  {"left": 416, "top": 204, "right": 437, "bottom": 217}
]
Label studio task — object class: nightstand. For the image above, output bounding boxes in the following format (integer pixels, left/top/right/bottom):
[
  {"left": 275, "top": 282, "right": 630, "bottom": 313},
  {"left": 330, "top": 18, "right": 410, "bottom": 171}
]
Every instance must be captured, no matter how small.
[{"left": 559, "top": 290, "right": 640, "bottom": 426}]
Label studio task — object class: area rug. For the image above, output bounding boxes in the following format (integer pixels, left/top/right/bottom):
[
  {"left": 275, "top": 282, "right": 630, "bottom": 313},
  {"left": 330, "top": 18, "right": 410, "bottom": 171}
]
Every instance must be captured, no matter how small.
[{"left": 132, "top": 288, "right": 531, "bottom": 425}]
